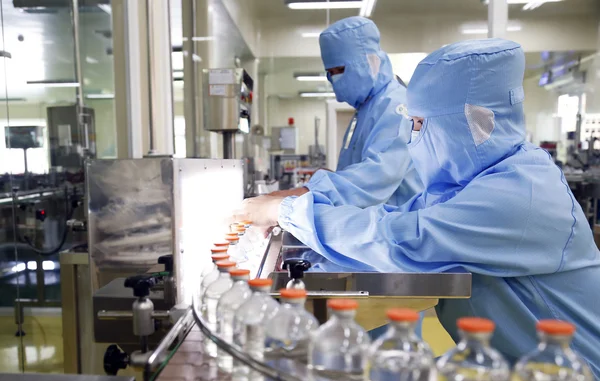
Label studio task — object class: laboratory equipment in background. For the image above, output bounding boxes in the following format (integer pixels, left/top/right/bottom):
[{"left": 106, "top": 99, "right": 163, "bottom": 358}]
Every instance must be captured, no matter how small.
[
  {"left": 309, "top": 117, "right": 326, "bottom": 169},
  {"left": 203, "top": 68, "right": 253, "bottom": 159},
  {"left": 271, "top": 118, "right": 297, "bottom": 154},
  {"left": 269, "top": 154, "right": 311, "bottom": 190},
  {"left": 48, "top": 104, "right": 96, "bottom": 173}
]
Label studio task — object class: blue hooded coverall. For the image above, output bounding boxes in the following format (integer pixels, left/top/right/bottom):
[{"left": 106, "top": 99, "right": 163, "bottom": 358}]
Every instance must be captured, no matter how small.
[
  {"left": 305, "top": 16, "right": 422, "bottom": 208},
  {"left": 278, "top": 39, "right": 600, "bottom": 376}
]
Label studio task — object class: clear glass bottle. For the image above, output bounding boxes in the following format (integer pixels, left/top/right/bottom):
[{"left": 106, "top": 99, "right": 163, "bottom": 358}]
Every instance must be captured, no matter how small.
[
  {"left": 201, "top": 260, "right": 236, "bottom": 358},
  {"left": 225, "top": 233, "right": 248, "bottom": 264},
  {"left": 515, "top": 320, "right": 592, "bottom": 381},
  {"left": 369, "top": 308, "right": 434, "bottom": 381},
  {"left": 233, "top": 278, "right": 279, "bottom": 377},
  {"left": 436, "top": 317, "right": 510, "bottom": 381},
  {"left": 199, "top": 252, "right": 229, "bottom": 297},
  {"left": 308, "top": 299, "right": 371, "bottom": 380},
  {"left": 266, "top": 288, "right": 319, "bottom": 359},
  {"left": 216, "top": 268, "right": 252, "bottom": 372}
]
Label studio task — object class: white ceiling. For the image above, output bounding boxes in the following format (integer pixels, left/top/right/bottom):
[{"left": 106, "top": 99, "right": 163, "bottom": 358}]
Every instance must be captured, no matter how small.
[{"left": 252, "top": 0, "right": 599, "bottom": 21}]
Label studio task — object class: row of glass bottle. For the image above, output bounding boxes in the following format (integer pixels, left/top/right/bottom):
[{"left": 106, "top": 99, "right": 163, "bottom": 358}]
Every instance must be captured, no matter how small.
[{"left": 198, "top": 227, "right": 592, "bottom": 380}]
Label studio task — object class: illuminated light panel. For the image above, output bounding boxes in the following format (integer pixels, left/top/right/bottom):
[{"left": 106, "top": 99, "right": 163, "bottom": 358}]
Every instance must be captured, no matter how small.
[
  {"left": 288, "top": 1, "right": 363, "bottom": 10},
  {"left": 300, "top": 92, "right": 336, "bottom": 97},
  {"left": 295, "top": 75, "right": 328, "bottom": 82}
]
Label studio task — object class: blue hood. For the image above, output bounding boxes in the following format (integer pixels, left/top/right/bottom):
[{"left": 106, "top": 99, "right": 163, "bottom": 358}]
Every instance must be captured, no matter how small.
[
  {"left": 319, "top": 16, "right": 394, "bottom": 108},
  {"left": 407, "top": 39, "right": 526, "bottom": 201}
]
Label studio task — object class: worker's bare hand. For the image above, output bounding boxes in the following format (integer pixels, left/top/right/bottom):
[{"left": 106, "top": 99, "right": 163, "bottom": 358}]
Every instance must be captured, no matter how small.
[{"left": 232, "top": 195, "right": 285, "bottom": 237}]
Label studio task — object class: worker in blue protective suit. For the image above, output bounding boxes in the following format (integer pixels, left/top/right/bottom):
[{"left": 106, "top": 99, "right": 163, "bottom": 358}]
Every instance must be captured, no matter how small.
[
  {"left": 268, "top": 16, "right": 422, "bottom": 208},
  {"left": 235, "top": 39, "right": 600, "bottom": 376}
]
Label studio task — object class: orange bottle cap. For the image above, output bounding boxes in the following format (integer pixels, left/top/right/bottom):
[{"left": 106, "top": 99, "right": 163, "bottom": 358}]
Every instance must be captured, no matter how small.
[
  {"left": 537, "top": 320, "right": 575, "bottom": 336},
  {"left": 214, "top": 242, "right": 229, "bottom": 247},
  {"left": 225, "top": 233, "right": 239, "bottom": 237},
  {"left": 210, "top": 247, "right": 228, "bottom": 253},
  {"left": 457, "top": 317, "right": 495, "bottom": 333},
  {"left": 210, "top": 254, "right": 229, "bottom": 261},
  {"left": 248, "top": 278, "right": 272, "bottom": 287},
  {"left": 216, "top": 260, "right": 236, "bottom": 268},
  {"left": 386, "top": 308, "right": 419, "bottom": 322},
  {"left": 235, "top": 226, "right": 246, "bottom": 231},
  {"left": 279, "top": 288, "right": 307, "bottom": 299},
  {"left": 225, "top": 236, "right": 239, "bottom": 243},
  {"left": 240, "top": 220, "right": 252, "bottom": 225},
  {"left": 327, "top": 299, "right": 358, "bottom": 311},
  {"left": 230, "top": 269, "right": 251, "bottom": 277}
]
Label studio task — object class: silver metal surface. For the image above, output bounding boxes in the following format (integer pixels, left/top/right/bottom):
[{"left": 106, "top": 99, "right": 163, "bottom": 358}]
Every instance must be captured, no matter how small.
[
  {"left": 202, "top": 68, "right": 252, "bottom": 133},
  {"left": 0, "top": 375, "right": 134, "bottom": 381},
  {"left": 133, "top": 298, "right": 155, "bottom": 337},
  {"left": 97, "top": 310, "right": 170, "bottom": 321}
]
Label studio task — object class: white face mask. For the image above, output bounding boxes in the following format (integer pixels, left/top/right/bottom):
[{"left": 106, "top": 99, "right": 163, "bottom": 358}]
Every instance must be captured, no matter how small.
[{"left": 410, "top": 130, "right": 420, "bottom": 144}]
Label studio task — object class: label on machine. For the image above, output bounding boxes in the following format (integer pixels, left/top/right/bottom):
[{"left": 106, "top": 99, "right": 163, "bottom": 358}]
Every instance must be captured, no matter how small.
[
  {"left": 209, "top": 84, "right": 227, "bottom": 96},
  {"left": 209, "top": 69, "right": 236, "bottom": 85}
]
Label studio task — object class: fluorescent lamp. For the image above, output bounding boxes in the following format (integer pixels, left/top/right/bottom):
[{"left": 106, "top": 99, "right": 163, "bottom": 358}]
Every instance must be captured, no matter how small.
[
  {"left": 191, "top": 36, "right": 215, "bottom": 42},
  {"left": 11, "top": 263, "right": 26, "bottom": 273},
  {"left": 27, "top": 261, "right": 37, "bottom": 270},
  {"left": 295, "top": 74, "right": 328, "bottom": 81},
  {"left": 483, "top": 0, "right": 562, "bottom": 3},
  {"left": 288, "top": 1, "right": 363, "bottom": 10},
  {"left": 27, "top": 80, "right": 80, "bottom": 88},
  {"left": 300, "top": 92, "right": 336, "bottom": 97},
  {"left": 42, "top": 261, "right": 56, "bottom": 271},
  {"left": 98, "top": 4, "right": 112, "bottom": 14},
  {"left": 461, "top": 22, "right": 522, "bottom": 35},
  {"left": 301, "top": 32, "right": 321, "bottom": 38},
  {"left": 360, "top": 0, "right": 377, "bottom": 17},
  {"left": 85, "top": 93, "right": 114, "bottom": 99}
]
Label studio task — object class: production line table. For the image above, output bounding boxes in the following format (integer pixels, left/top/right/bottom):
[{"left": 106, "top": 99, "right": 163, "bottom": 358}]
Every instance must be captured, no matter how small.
[{"left": 153, "top": 231, "right": 472, "bottom": 381}]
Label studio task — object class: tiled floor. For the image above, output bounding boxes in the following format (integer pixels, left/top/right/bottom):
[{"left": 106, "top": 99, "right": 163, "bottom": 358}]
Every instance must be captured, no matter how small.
[
  {"left": 0, "top": 315, "right": 64, "bottom": 374},
  {"left": 0, "top": 311, "right": 454, "bottom": 376}
]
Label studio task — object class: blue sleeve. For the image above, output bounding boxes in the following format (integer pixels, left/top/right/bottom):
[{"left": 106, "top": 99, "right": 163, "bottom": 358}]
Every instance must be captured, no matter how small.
[
  {"left": 279, "top": 171, "right": 565, "bottom": 277},
  {"left": 305, "top": 110, "right": 419, "bottom": 208}
]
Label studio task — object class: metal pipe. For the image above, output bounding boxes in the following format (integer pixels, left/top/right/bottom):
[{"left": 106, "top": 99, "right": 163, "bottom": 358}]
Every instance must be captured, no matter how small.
[
  {"left": 69, "top": 0, "right": 86, "bottom": 150},
  {"left": 223, "top": 131, "right": 236, "bottom": 159},
  {"left": 97, "top": 310, "right": 170, "bottom": 321},
  {"left": 145, "top": 0, "right": 154, "bottom": 154}
]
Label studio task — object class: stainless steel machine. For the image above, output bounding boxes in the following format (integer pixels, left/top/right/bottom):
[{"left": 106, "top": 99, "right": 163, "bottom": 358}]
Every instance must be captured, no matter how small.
[{"left": 203, "top": 68, "right": 253, "bottom": 159}]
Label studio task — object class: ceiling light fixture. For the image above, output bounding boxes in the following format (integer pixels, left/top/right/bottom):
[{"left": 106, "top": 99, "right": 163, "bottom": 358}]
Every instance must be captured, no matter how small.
[
  {"left": 294, "top": 74, "right": 328, "bottom": 81},
  {"left": 300, "top": 92, "right": 336, "bottom": 97},
  {"left": 482, "top": 0, "right": 562, "bottom": 4},
  {"left": 301, "top": 32, "right": 321, "bottom": 38},
  {"left": 27, "top": 80, "right": 80, "bottom": 88},
  {"left": 359, "top": 0, "right": 377, "bottom": 17},
  {"left": 98, "top": 4, "right": 112, "bottom": 14},
  {"left": 461, "top": 21, "right": 522, "bottom": 35},
  {"left": 85, "top": 93, "right": 114, "bottom": 99},
  {"left": 287, "top": 1, "right": 363, "bottom": 10}
]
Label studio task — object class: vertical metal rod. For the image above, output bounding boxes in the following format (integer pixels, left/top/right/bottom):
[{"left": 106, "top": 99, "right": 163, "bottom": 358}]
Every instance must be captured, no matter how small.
[
  {"left": 145, "top": 0, "right": 155, "bottom": 154},
  {"left": 223, "top": 132, "right": 236, "bottom": 159},
  {"left": 70, "top": 0, "right": 86, "bottom": 149}
]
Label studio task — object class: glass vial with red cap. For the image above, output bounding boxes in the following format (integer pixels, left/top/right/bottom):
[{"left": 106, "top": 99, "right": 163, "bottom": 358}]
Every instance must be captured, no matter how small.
[
  {"left": 515, "top": 320, "right": 592, "bottom": 381},
  {"left": 216, "top": 268, "right": 252, "bottom": 372},
  {"left": 368, "top": 308, "right": 434, "bottom": 381},
  {"left": 308, "top": 299, "right": 371, "bottom": 380},
  {"left": 436, "top": 317, "right": 510, "bottom": 381},
  {"left": 265, "top": 288, "right": 319, "bottom": 359},
  {"left": 233, "top": 278, "right": 280, "bottom": 377},
  {"left": 199, "top": 250, "right": 230, "bottom": 297},
  {"left": 201, "top": 260, "right": 236, "bottom": 358}
]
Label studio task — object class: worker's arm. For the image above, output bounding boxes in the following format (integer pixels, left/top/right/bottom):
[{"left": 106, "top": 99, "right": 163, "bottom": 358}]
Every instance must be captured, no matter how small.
[
  {"left": 305, "top": 102, "right": 421, "bottom": 208},
  {"left": 279, "top": 168, "right": 583, "bottom": 276}
]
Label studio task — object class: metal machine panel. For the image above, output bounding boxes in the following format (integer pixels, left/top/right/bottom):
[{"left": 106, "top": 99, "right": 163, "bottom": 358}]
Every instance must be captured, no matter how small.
[
  {"left": 47, "top": 105, "right": 96, "bottom": 169},
  {"left": 87, "top": 158, "right": 243, "bottom": 302},
  {"left": 202, "top": 68, "right": 252, "bottom": 132}
]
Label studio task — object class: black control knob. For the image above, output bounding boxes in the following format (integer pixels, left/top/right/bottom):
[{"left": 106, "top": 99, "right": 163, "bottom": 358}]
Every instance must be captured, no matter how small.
[
  {"left": 283, "top": 258, "right": 311, "bottom": 280},
  {"left": 103, "top": 344, "right": 128, "bottom": 375},
  {"left": 124, "top": 275, "right": 157, "bottom": 298},
  {"left": 158, "top": 255, "right": 174, "bottom": 273}
]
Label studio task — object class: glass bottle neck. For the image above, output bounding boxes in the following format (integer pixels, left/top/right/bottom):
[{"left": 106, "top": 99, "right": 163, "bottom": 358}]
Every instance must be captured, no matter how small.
[
  {"left": 331, "top": 310, "right": 357, "bottom": 322},
  {"left": 387, "top": 321, "right": 416, "bottom": 339},
  {"left": 539, "top": 333, "right": 572, "bottom": 350},
  {"left": 460, "top": 332, "right": 492, "bottom": 348}
]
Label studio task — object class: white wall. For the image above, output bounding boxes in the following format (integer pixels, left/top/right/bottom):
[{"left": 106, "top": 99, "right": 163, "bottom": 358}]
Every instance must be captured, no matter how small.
[
  {"left": 523, "top": 76, "right": 560, "bottom": 145},
  {"left": 267, "top": 97, "right": 327, "bottom": 155}
]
